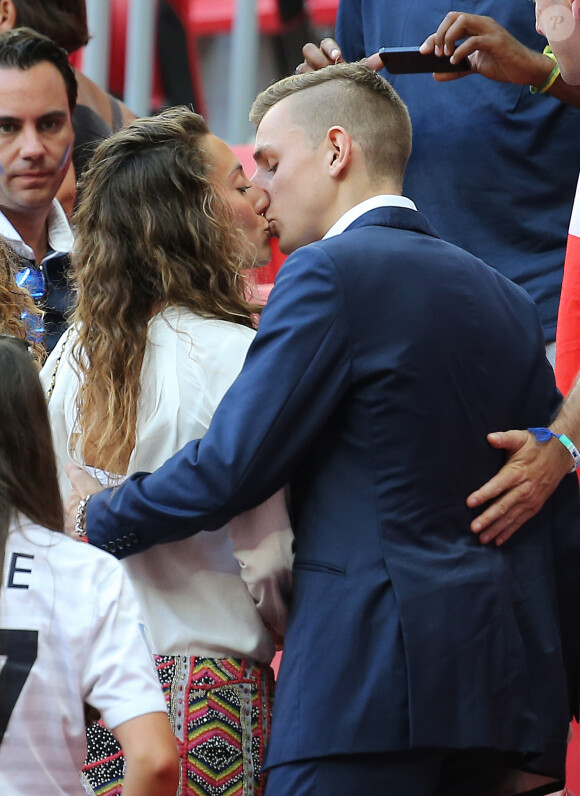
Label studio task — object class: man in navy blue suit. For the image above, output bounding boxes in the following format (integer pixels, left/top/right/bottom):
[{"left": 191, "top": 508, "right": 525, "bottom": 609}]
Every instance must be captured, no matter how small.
[{"left": 70, "top": 64, "right": 580, "bottom": 795}]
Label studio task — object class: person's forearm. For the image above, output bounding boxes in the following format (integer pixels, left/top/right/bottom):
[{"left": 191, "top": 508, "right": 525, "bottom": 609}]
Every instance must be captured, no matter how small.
[
  {"left": 115, "top": 714, "right": 179, "bottom": 796},
  {"left": 83, "top": 249, "right": 352, "bottom": 557},
  {"left": 548, "top": 74, "right": 580, "bottom": 107},
  {"left": 122, "top": 763, "right": 177, "bottom": 796},
  {"left": 535, "top": 0, "right": 580, "bottom": 85},
  {"left": 526, "top": 51, "right": 580, "bottom": 106},
  {"left": 551, "top": 375, "right": 580, "bottom": 442}
]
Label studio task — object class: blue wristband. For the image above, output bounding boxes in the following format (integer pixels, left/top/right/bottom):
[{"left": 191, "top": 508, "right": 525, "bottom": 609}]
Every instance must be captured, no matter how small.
[{"left": 527, "top": 427, "right": 580, "bottom": 472}]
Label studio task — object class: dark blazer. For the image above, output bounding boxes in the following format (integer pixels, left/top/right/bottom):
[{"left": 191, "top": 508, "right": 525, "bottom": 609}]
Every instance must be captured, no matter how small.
[{"left": 86, "top": 207, "right": 580, "bottom": 776}]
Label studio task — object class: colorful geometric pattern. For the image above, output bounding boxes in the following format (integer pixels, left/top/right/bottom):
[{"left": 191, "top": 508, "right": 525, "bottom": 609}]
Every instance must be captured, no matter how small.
[
  {"left": 81, "top": 721, "right": 124, "bottom": 795},
  {"left": 81, "top": 656, "right": 274, "bottom": 796}
]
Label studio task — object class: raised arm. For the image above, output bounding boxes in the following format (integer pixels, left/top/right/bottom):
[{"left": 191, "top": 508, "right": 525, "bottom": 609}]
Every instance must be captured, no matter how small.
[
  {"left": 297, "top": 12, "right": 580, "bottom": 108},
  {"left": 419, "top": 11, "right": 580, "bottom": 106}
]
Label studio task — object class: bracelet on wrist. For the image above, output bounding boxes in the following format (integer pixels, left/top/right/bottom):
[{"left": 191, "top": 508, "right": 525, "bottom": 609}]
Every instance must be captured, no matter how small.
[
  {"left": 527, "top": 427, "right": 580, "bottom": 472},
  {"left": 530, "top": 46, "right": 561, "bottom": 94},
  {"left": 73, "top": 494, "right": 91, "bottom": 540}
]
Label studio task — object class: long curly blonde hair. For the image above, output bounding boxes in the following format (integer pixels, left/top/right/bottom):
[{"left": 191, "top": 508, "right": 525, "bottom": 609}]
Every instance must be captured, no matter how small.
[
  {"left": 0, "top": 237, "right": 43, "bottom": 362},
  {"left": 70, "top": 107, "right": 260, "bottom": 474}
]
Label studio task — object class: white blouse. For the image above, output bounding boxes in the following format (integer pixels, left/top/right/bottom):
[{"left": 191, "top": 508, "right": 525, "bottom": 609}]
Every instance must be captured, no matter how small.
[{"left": 41, "top": 307, "right": 293, "bottom": 662}]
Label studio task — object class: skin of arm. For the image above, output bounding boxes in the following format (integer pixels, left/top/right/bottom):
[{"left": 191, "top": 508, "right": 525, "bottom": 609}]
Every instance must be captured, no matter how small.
[
  {"left": 112, "top": 712, "right": 179, "bottom": 796},
  {"left": 466, "top": 379, "right": 580, "bottom": 545},
  {"left": 75, "top": 70, "right": 136, "bottom": 128},
  {"left": 64, "top": 462, "right": 103, "bottom": 535},
  {"left": 457, "top": 4, "right": 580, "bottom": 542},
  {"left": 298, "top": 16, "right": 580, "bottom": 108},
  {"left": 419, "top": 11, "right": 580, "bottom": 106}
]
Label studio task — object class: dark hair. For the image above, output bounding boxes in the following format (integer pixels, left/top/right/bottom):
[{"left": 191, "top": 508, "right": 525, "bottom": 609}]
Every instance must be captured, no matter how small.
[
  {"left": 12, "top": 0, "right": 89, "bottom": 53},
  {"left": 0, "top": 337, "right": 64, "bottom": 584},
  {"left": 0, "top": 27, "right": 77, "bottom": 111}
]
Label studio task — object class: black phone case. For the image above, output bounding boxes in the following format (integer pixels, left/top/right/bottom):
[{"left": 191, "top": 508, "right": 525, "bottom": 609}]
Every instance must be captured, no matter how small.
[{"left": 378, "top": 46, "right": 471, "bottom": 74}]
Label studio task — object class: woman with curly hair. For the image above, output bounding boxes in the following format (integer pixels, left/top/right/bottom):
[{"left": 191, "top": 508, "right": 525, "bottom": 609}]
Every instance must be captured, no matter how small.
[{"left": 41, "top": 107, "right": 292, "bottom": 796}]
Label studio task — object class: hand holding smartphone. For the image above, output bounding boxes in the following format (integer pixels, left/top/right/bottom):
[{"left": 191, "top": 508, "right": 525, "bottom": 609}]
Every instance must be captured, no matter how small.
[{"left": 378, "top": 46, "right": 471, "bottom": 74}]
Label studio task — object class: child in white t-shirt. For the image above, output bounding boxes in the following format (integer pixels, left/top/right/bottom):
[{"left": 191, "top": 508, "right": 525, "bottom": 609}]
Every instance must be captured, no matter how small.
[{"left": 0, "top": 334, "right": 178, "bottom": 796}]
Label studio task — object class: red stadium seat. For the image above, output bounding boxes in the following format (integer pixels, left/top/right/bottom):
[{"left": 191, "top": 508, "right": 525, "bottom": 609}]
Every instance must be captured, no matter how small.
[
  {"left": 189, "top": 0, "right": 338, "bottom": 34},
  {"left": 190, "top": 0, "right": 284, "bottom": 36}
]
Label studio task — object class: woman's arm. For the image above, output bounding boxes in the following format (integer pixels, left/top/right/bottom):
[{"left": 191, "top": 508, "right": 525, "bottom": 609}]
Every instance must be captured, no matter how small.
[{"left": 113, "top": 713, "right": 179, "bottom": 796}]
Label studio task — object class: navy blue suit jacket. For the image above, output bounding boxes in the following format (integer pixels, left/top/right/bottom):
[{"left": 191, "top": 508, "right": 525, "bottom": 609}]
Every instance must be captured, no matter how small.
[
  {"left": 86, "top": 208, "right": 580, "bottom": 774},
  {"left": 335, "top": 0, "right": 580, "bottom": 341}
]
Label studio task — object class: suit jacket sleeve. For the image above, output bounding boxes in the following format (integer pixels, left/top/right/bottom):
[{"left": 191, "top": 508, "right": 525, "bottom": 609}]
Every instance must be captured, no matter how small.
[{"left": 85, "top": 245, "right": 352, "bottom": 556}]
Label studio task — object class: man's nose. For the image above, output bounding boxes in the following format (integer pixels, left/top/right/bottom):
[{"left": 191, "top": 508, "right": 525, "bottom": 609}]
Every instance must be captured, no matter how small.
[
  {"left": 250, "top": 166, "right": 267, "bottom": 192},
  {"left": 19, "top": 125, "right": 45, "bottom": 159}
]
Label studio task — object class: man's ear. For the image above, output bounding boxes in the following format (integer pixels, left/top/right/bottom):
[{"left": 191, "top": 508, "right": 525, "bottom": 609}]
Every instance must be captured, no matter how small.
[
  {"left": 326, "top": 127, "right": 352, "bottom": 177},
  {"left": 0, "top": 0, "right": 17, "bottom": 31}
]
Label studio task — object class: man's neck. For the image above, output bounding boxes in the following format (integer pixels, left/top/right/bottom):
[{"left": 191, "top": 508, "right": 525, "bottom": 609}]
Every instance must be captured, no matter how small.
[{"left": 2, "top": 207, "right": 50, "bottom": 264}]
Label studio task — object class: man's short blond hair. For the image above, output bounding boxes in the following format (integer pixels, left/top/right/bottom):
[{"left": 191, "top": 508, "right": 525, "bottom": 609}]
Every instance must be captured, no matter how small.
[{"left": 249, "top": 62, "right": 412, "bottom": 189}]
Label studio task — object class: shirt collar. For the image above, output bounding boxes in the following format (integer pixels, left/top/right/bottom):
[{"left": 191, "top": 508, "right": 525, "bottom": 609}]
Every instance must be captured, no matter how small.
[
  {"left": 323, "top": 195, "right": 417, "bottom": 240},
  {"left": 0, "top": 199, "right": 74, "bottom": 263}
]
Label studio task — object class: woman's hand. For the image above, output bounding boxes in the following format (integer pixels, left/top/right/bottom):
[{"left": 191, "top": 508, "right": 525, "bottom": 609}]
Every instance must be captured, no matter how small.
[{"left": 64, "top": 462, "right": 103, "bottom": 537}]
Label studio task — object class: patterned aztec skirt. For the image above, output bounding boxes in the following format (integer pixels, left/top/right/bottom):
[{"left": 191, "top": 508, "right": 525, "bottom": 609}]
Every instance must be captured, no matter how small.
[{"left": 81, "top": 655, "right": 276, "bottom": 796}]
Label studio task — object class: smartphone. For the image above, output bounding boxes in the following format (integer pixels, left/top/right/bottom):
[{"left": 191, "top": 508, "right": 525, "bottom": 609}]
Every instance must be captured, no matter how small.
[{"left": 378, "top": 46, "right": 471, "bottom": 74}]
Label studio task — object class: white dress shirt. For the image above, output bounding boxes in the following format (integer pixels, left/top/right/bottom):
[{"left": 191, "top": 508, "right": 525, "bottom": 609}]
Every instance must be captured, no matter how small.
[
  {"left": 0, "top": 199, "right": 73, "bottom": 262},
  {"left": 324, "top": 194, "right": 417, "bottom": 240}
]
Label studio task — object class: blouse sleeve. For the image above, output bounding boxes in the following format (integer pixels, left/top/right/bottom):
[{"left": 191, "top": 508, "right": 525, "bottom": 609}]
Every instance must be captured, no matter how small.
[{"left": 227, "top": 487, "right": 294, "bottom": 643}]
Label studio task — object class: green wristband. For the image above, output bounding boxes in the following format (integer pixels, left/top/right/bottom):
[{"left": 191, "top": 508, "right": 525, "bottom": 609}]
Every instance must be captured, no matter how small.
[
  {"left": 528, "top": 427, "right": 580, "bottom": 472},
  {"left": 530, "top": 46, "right": 561, "bottom": 94}
]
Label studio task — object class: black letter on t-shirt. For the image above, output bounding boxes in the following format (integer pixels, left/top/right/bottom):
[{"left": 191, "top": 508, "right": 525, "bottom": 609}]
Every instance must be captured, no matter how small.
[{"left": 7, "top": 553, "right": 34, "bottom": 589}]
